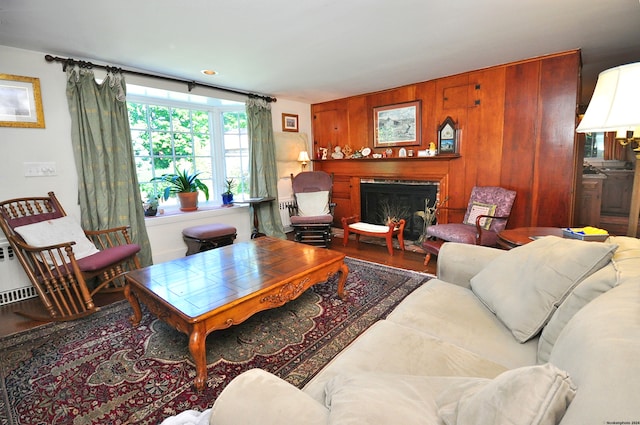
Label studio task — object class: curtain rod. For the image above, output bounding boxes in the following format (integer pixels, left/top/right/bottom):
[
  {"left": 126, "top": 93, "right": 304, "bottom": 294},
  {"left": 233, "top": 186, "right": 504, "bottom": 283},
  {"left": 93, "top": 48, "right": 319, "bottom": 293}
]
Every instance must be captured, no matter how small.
[{"left": 44, "top": 54, "right": 277, "bottom": 103}]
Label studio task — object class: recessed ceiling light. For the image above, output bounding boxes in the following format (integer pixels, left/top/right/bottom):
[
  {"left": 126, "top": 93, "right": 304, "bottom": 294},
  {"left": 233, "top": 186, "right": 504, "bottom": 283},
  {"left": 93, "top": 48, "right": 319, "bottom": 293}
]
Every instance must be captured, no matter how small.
[{"left": 201, "top": 69, "right": 217, "bottom": 76}]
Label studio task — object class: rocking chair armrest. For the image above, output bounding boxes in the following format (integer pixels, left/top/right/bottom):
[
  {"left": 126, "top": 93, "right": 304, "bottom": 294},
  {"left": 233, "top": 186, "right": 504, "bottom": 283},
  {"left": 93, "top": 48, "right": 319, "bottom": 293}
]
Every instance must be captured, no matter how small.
[
  {"left": 9, "top": 234, "right": 77, "bottom": 252},
  {"left": 84, "top": 225, "right": 131, "bottom": 236},
  {"left": 84, "top": 226, "right": 135, "bottom": 248}
]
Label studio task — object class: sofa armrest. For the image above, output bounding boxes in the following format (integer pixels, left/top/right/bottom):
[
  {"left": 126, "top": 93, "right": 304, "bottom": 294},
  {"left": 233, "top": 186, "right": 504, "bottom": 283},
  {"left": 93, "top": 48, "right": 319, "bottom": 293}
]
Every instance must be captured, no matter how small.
[
  {"left": 210, "top": 369, "right": 329, "bottom": 425},
  {"left": 437, "top": 242, "right": 505, "bottom": 288}
]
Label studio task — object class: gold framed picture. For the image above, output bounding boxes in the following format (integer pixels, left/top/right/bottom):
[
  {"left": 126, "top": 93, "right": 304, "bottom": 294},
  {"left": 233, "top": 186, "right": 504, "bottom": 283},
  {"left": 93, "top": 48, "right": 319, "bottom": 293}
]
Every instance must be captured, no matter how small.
[{"left": 0, "top": 74, "right": 45, "bottom": 128}]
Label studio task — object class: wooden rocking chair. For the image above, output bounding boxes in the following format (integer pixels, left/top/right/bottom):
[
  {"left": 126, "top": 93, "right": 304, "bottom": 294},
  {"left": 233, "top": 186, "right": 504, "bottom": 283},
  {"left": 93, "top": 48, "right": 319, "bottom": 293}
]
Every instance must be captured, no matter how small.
[{"left": 0, "top": 192, "right": 142, "bottom": 321}]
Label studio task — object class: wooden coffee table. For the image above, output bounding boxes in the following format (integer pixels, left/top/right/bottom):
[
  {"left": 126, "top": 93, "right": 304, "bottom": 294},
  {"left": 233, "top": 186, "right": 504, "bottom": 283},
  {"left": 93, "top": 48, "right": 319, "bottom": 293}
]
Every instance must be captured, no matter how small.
[
  {"left": 124, "top": 236, "right": 348, "bottom": 390},
  {"left": 497, "top": 227, "right": 563, "bottom": 249}
]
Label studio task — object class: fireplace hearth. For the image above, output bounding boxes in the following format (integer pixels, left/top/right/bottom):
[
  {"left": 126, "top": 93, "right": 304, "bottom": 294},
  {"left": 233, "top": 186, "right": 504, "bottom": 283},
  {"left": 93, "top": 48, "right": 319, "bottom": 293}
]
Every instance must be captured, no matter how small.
[{"left": 360, "top": 179, "right": 439, "bottom": 240}]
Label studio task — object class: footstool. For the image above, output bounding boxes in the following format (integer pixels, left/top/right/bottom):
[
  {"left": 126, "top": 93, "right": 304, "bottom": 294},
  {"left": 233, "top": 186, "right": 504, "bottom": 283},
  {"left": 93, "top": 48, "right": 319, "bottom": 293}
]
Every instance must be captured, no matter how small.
[
  {"left": 342, "top": 215, "right": 405, "bottom": 256},
  {"left": 182, "top": 223, "right": 237, "bottom": 256}
]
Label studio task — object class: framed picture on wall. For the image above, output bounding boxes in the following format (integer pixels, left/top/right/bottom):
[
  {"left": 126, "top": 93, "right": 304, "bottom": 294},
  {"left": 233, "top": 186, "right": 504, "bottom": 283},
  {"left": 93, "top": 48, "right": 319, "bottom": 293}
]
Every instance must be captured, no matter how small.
[
  {"left": 437, "top": 116, "right": 458, "bottom": 154},
  {"left": 282, "top": 113, "right": 299, "bottom": 132},
  {"left": 373, "top": 100, "right": 421, "bottom": 147},
  {"left": 0, "top": 74, "right": 45, "bottom": 128}
]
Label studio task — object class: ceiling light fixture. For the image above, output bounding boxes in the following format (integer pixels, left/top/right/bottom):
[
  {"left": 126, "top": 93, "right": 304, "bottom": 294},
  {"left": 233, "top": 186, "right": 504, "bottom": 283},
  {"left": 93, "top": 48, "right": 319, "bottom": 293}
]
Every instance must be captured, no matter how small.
[{"left": 200, "top": 69, "right": 217, "bottom": 76}]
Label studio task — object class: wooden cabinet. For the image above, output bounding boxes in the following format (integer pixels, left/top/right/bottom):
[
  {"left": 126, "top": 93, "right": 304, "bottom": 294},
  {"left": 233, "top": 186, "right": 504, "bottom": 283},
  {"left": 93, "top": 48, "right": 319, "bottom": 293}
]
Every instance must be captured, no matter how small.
[
  {"left": 601, "top": 170, "right": 633, "bottom": 215},
  {"left": 578, "top": 176, "right": 604, "bottom": 226}
]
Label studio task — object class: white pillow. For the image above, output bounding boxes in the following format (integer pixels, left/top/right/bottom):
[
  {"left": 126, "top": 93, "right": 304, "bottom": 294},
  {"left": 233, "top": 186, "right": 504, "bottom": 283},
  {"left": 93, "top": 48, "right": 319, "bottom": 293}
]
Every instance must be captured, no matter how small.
[
  {"left": 463, "top": 201, "right": 496, "bottom": 230},
  {"left": 14, "top": 216, "right": 100, "bottom": 266},
  {"left": 437, "top": 363, "right": 577, "bottom": 425},
  {"left": 296, "top": 191, "right": 330, "bottom": 216},
  {"left": 470, "top": 236, "right": 617, "bottom": 342}
]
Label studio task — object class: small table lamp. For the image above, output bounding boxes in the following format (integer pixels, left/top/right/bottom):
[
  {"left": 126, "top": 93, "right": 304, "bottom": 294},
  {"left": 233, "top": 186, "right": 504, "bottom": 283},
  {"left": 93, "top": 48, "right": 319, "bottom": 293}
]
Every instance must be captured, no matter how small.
[
  {"left": 576, "top": 62, "right": 640, "bottom": 236},
  {"left": 297, "top": 151, "right": 310, "bottom": 171}
]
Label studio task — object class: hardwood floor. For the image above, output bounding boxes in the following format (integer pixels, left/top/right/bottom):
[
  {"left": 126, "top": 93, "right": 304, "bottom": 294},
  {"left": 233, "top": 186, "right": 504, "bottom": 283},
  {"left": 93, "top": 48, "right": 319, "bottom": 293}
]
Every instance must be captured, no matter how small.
[{"left": 0, "top": 234, "right": 435, "bottom": 338}]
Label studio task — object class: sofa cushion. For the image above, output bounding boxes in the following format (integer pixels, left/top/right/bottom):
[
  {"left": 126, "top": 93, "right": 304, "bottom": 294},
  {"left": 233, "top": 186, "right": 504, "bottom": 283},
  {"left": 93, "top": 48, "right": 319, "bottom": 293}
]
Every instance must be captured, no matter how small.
[
  {"left": 537, "top": 236, "right": 640, "bottom": 363},
  {"left": 302, "top": 320, "right": 508, "bottom": 402},
  {"left": 470, "top": 236, "right": 617, "bottom": 342},
  {"left": 548, "top": 281, "right": 640, "bottom": 424},
  {"left": 387, "top": 279, "right": 538, "bottom": 369},
  {"left": 14, "top": 216, "right": 100, "bottom": 266},
  {"left": 437, "top": 363, "right": 576, "bottom": 425},
  {"left": 324, "top": 374, "right": 488, "bottom": 425},
  {"left": 210, "top": 368, "right": 328, "bottom": 425}
]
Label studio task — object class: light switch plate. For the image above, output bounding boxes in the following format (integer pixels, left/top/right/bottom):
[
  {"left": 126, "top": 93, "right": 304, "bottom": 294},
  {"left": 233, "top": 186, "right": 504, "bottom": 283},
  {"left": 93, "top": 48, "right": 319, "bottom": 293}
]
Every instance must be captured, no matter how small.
[{"left": 23, "top": 162, "right": 57, "bottom": 177}]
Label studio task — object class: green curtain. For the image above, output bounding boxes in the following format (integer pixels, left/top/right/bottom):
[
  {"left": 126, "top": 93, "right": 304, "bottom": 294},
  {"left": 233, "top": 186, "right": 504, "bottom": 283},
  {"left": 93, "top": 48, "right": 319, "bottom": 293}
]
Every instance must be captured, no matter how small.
[
  {"left": 66, "top": 67, "right": 153, "bottom": 266},
  {"left": 247, "top": 98, "right": 286, "bottom": 239}
]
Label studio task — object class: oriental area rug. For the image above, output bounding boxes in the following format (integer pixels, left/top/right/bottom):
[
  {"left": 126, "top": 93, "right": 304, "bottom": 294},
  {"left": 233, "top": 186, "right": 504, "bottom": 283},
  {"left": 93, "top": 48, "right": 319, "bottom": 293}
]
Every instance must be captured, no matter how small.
[{"left": 0, "top": 257, "right": 432, "bottom": 425}]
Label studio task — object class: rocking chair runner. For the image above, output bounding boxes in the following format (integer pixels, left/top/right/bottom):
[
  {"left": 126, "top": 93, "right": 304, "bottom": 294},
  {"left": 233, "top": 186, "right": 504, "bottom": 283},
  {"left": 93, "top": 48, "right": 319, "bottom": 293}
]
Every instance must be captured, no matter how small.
[{"left": 0, "top": 192, "right": 142, "bottom": 321}]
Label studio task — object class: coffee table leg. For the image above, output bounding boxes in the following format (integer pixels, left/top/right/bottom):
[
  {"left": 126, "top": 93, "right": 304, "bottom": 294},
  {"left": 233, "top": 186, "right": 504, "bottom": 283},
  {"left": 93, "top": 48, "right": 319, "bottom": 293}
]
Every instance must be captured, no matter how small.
[
  {"left": 337, "top": 263, "right": 349, "bottom": 299},
  {"left": 189, "top": 324, "right": 207, "bottom": 391},
  {"left": 124, "top": 284, "right": 142, "bottom": 326}
]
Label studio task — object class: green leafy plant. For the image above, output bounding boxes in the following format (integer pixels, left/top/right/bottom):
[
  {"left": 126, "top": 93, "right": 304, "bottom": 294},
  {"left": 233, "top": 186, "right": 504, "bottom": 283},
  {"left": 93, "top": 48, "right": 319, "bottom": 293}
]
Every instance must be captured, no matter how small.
[
  {"left": 414, "top": 196, "right": 449, "bottom": 244},
  {"left": 223, "top": 178, "right": 236, "bottom": 195},
  {"left": 152, "top": 168, "right": 210, "bottom": 201}
]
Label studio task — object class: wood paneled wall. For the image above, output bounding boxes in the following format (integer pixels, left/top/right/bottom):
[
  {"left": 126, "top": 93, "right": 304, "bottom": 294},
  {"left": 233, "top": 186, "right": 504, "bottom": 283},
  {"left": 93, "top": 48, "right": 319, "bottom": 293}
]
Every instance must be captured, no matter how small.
[{"left": 311, "top": 50, "right": 581, "bottom": 229}]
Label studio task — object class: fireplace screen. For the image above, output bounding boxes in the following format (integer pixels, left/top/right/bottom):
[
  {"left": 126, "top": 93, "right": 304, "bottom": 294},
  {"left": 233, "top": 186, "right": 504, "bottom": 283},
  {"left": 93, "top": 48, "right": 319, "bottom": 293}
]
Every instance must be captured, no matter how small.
[{"left": 360, "top": 180, "right": 439, "bottom": 240}]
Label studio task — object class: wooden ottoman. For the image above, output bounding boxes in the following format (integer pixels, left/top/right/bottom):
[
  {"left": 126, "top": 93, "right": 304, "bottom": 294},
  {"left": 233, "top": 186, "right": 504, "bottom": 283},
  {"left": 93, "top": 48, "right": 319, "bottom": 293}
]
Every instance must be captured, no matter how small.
[{"left": 182, "top": 223, "right": 237, "bottom": 256}]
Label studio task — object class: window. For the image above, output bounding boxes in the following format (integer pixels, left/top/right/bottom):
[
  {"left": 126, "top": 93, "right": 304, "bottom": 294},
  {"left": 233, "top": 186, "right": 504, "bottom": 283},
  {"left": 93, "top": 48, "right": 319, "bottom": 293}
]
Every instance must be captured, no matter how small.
[{"left": 126, "top": 85, "right": 249, "bottom": 206}]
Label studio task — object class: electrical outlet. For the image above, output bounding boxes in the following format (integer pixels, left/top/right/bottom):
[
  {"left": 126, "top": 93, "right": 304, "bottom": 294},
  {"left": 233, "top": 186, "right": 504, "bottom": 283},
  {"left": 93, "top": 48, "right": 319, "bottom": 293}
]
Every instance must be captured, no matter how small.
[{"left": 23, "top": 162, "right": 57, "bottom": 177}]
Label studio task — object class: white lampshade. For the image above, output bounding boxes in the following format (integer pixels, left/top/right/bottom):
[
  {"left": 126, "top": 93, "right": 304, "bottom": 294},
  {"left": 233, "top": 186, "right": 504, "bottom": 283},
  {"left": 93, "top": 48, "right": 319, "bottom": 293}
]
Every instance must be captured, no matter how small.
[
  {"left": 297, "top": 151, "right": 310, "bottom": 162},
  {"left": 576, "top": 62, "right": 640, "bottom": 133}
]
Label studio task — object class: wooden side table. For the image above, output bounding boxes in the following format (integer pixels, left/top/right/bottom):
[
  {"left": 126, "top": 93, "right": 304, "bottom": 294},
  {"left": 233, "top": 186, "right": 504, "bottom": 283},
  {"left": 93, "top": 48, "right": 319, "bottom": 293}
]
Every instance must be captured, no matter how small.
[{"left": 497, "top": 227, "right": 563, "bottom": 250}]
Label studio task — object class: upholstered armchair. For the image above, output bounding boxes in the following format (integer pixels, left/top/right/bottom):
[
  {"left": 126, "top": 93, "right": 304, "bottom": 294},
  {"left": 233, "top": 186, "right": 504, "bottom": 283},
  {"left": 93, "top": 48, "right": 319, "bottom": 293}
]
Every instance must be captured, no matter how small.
[
  {"left": 288, "top": 171, "right": 335, "bottom": 247},
  {"left": 422, "top": 186, "right": 516, "bottom": 264},
  {"left": 0, "top": 192, "right": 142, "bottom": 321}
]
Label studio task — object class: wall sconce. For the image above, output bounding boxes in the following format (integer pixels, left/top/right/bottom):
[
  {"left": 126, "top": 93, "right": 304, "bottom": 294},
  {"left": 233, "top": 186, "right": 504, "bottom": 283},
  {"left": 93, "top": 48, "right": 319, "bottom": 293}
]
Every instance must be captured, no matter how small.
[
  {"left": 297, "top": 151, "right": 310, "bottom": 171},
  {"left": 577, "top": 62, "right": 640, "bottom": 236}
]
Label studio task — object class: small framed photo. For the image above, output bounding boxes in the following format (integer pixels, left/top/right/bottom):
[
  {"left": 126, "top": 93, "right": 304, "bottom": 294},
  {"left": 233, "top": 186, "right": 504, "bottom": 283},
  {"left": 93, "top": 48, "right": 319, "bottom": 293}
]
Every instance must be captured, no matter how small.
[
  {"left": 373, "top": 100, "right": 421, "bottom": 147},
  {"left": 282, "top": 113, "right": 299, "bottom": 132},
  {"left": 437, "top": 116, "right": 458, "bottom": 154},
  {"left": 0, "top": 74, "right": 45, "bottom": 128}
]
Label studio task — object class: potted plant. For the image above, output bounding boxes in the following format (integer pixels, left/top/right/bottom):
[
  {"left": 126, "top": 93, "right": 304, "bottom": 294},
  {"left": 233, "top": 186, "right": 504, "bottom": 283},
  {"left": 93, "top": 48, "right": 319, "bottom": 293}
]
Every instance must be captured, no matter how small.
[
  {"left": 152, "top": 168, "right": 210, "bottom": 211},
  {"left": 143, "top": 192, "right": 161, "bottom": 217},
  {"left": 222, "top": 178, "right": 235, "bottom": 205}
]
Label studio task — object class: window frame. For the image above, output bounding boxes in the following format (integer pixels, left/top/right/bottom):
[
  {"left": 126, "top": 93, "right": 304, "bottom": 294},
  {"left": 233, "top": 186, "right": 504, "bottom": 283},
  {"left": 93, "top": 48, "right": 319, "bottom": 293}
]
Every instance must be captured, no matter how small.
[{"left": 126, "top": 91, "right": 248, "bottom": 209}]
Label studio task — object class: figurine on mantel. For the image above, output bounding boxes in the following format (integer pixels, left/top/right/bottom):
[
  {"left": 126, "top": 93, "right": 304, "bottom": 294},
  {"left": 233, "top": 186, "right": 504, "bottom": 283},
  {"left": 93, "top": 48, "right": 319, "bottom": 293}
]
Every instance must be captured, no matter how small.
[
  {"left": 331, "top": 146, "right": 344, "bottom": 159},
  {"left": 320, "top": 147, "right": 328, "bottom": 160},
  {"left": 428, "top": 142, "right": 437, "bottom": 156}
]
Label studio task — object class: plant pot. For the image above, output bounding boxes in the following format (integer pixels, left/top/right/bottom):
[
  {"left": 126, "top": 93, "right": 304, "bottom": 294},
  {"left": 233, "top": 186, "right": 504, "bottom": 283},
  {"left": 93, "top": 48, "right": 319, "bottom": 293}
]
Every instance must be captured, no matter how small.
[
  {"left": 144, "top": 205, "right": 158, "bottom": 217},
  {"left": 222, "top": 193, "right": 234, "bottom": 205},
  {"left": 178, "top": 192, "right": 199, "bottom": 211}
]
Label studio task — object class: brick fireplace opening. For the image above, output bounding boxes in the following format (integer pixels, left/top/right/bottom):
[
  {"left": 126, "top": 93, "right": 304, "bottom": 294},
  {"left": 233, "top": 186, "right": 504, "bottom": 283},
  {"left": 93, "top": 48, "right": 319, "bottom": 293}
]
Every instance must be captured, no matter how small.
[{"left": 360, "top": 179, "right": 439, "bottom": 240}]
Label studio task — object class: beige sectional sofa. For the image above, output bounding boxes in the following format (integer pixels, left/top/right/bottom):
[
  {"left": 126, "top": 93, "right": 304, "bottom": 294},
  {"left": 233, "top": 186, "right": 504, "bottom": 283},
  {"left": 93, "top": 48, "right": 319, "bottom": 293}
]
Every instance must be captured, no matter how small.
[{"left": 167, "top": 235, "right": 640, "bottom": 425}]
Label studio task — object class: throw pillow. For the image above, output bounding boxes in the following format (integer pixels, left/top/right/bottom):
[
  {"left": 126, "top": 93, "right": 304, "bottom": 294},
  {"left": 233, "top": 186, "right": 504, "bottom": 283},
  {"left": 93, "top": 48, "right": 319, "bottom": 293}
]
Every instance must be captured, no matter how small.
[
  {"left": 14, "top": 216, "right": 100, "bottom": 266},
  {"left": 470, "top": 236, "right": 617, "bottom": 342},
  {"left": 437, "top": 363, "right": 577, "bottom": 425},
  {"left": 296, "top": 191, "right": 330, "bottom": 216},
  {"left": 463, "top": 202, "right": 496, "bottom": 230}
]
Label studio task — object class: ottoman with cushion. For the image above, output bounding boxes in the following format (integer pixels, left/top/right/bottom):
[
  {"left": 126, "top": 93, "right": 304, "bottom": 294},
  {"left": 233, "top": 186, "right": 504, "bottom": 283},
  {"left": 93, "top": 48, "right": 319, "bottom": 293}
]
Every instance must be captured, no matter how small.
[{"left": 182, "top": 223, "right": 237, "bottom": 256}]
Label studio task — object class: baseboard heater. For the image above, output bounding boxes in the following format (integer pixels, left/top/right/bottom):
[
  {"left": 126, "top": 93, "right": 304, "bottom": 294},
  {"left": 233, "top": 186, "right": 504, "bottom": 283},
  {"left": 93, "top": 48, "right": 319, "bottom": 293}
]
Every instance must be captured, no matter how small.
[{"left": 0, "top": 242, "right": 37, "bottom": 306}]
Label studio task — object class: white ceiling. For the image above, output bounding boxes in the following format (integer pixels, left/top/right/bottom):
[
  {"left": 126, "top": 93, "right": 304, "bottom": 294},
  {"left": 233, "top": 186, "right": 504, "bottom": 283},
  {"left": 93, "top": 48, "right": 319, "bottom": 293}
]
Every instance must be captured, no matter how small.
[{"left": 1, "top": 0, "right": 640, "bottom": 105}]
